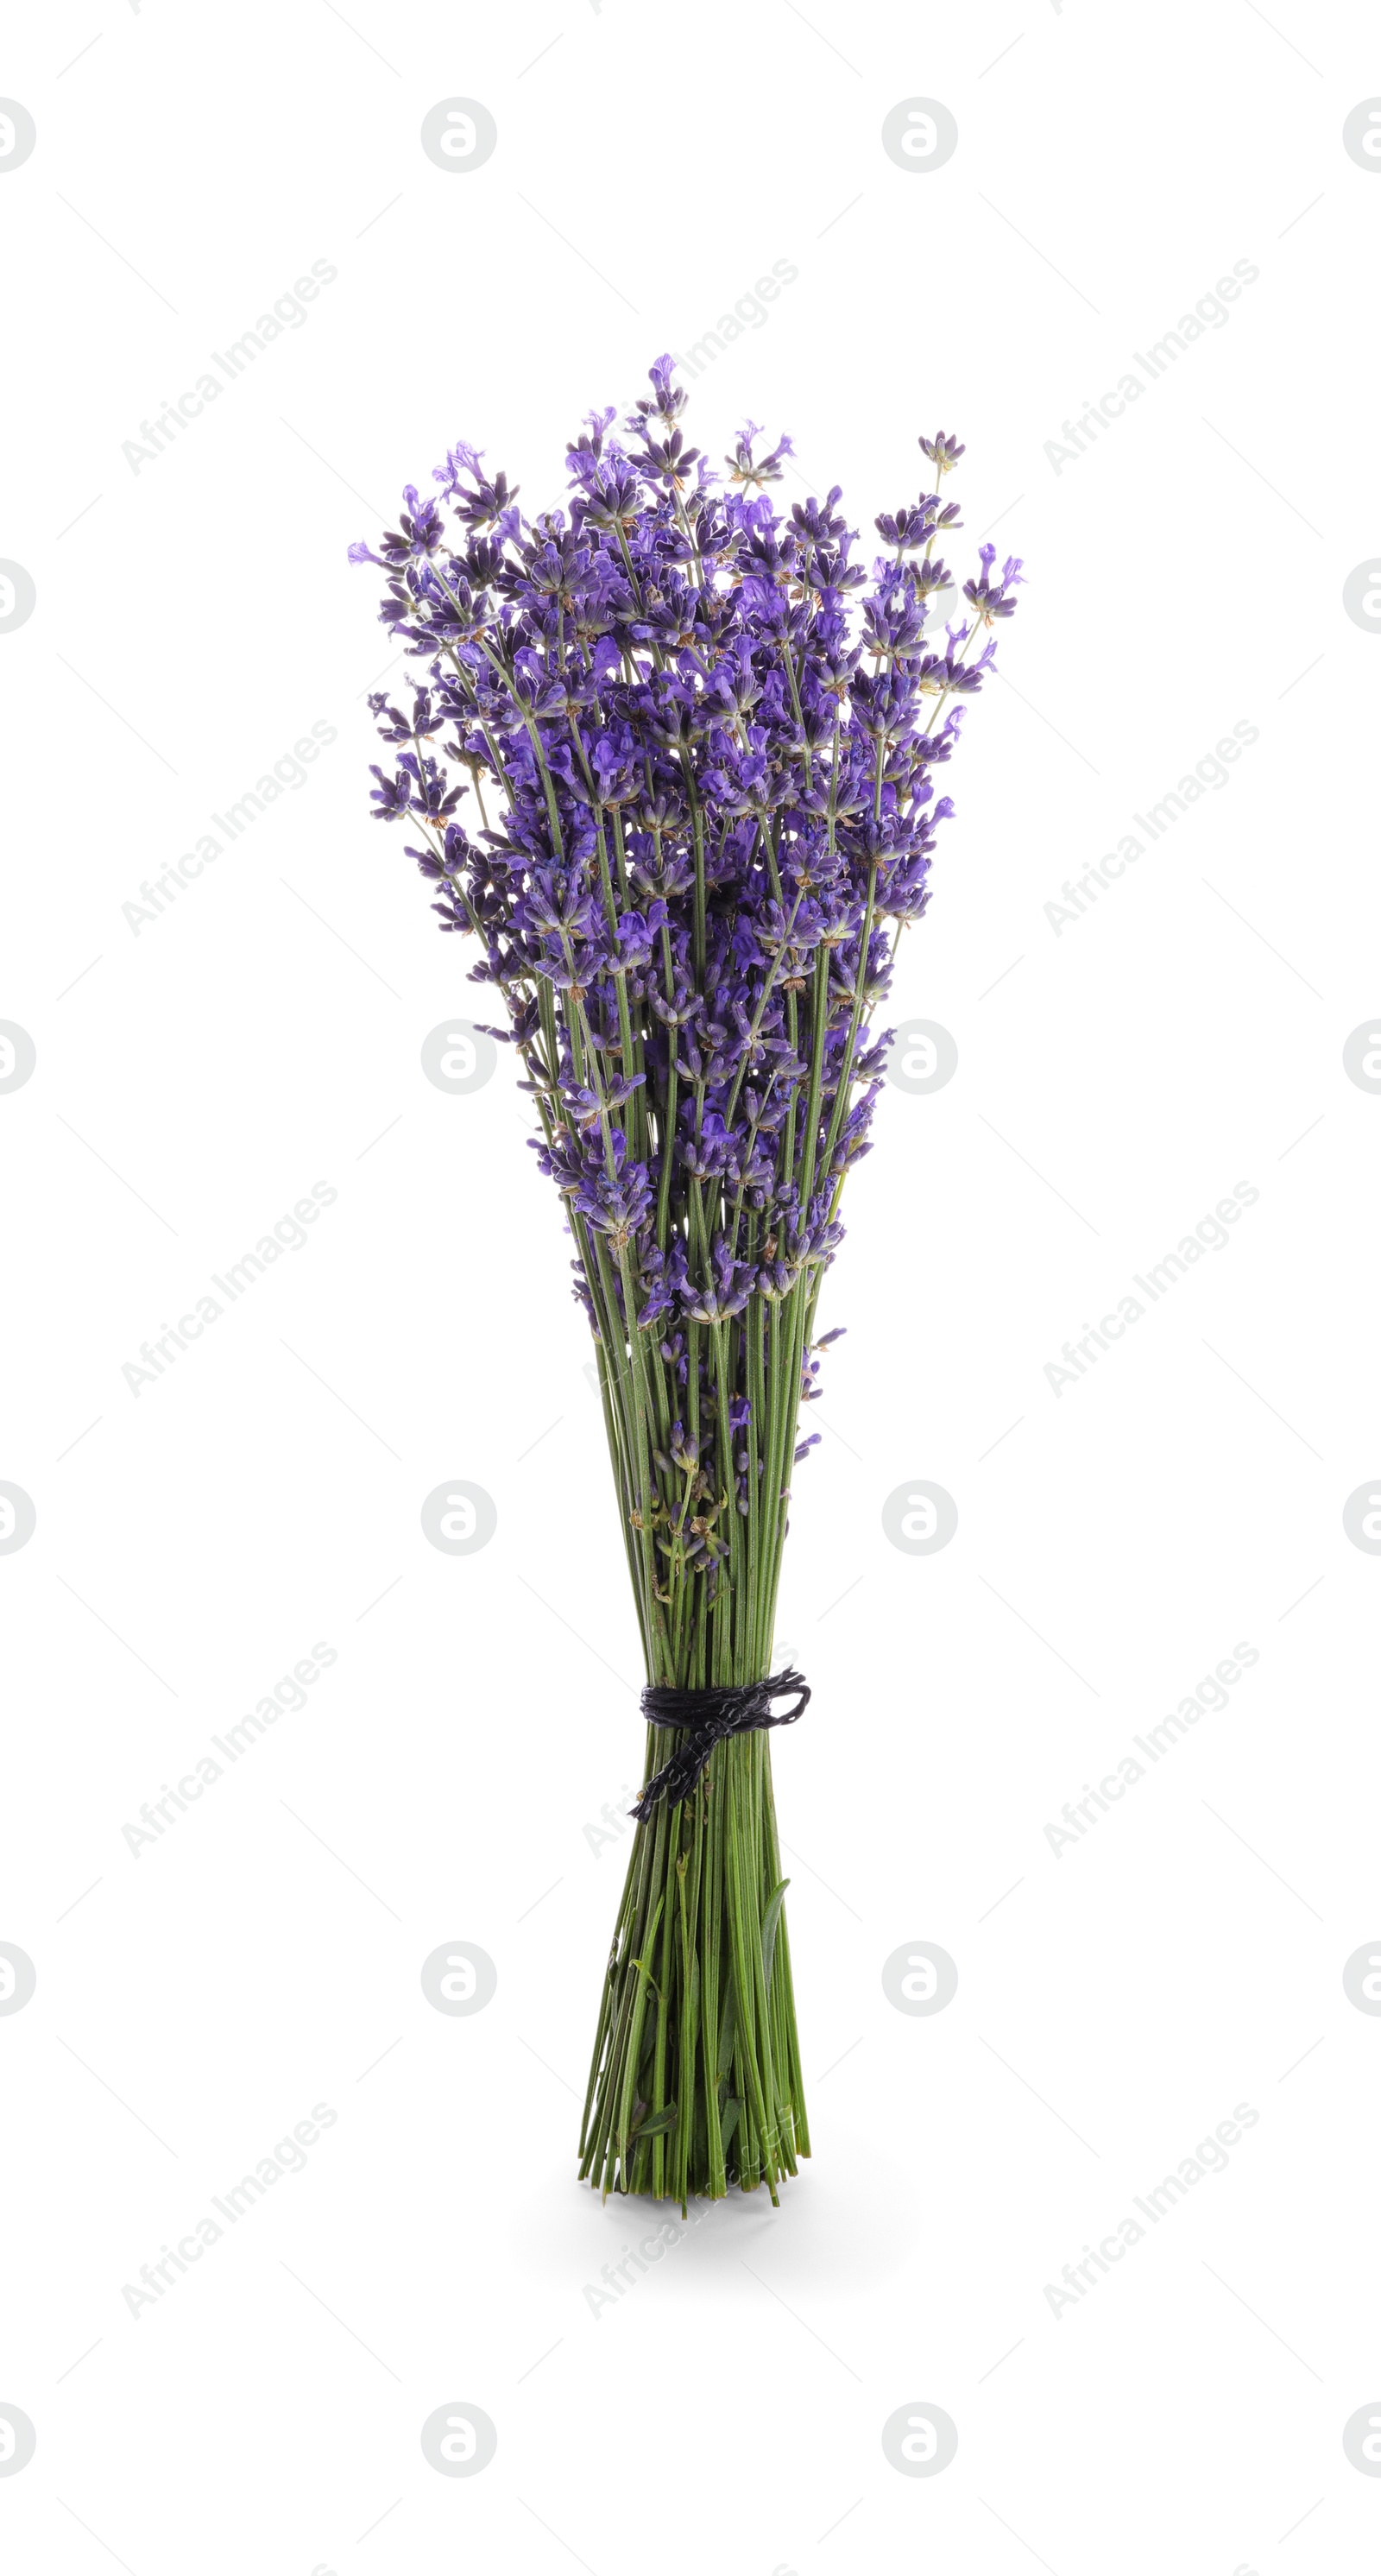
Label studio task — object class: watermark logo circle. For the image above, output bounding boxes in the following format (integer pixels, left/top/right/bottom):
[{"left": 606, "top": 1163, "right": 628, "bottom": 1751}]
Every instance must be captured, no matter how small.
[
  {"left": 0, "top": 103, "right": 37, "bottom": 174},
  {"left": 1342, "top": 564, "right": 1381, "bottom": 632},
  {"left": 1342, "top": 1943, "right": 1381, "bottom": 2015},
  {"left": 881, "top": 1941, "right": 958, "bottom": 2016},
  {"left": 881, "top": 1480, "right": 957, "bottom": 1555},
  {"left": 1343, "top": 2404, "right": 1381, "bottom": 2473},
  {"left": 886, "top": 1020, "right": 957, "bottom": 1095},
  {"left": 881, "top": 99, "right": 958, "bottom": 173},
  {"left": 1343, "top": 1021, "right": 1381, "bottom": 1089},
  {"left": 420, "top": 99, "right": 498, "bottom": 172},
  {"left": 420, "top": 2402, "right": 497, "bottom": 2475},
  {"left": 0, "top": 565, "right": 36, "bottom": 635},
  {"left": 420, "top": 1019, "right": 497, "bottom": 1094},
  {"left": 0, "top": 1944, "right": 35, "bottom": 2016},
  {"left": 881, "top": 2402, "right": 958, "bottom": 2476},
  {"left": 0, "top": 1023, "right": 35, "bottom": 1092},
  {"left": 1342, "top": 1482, "right": 1381, "bottom": 1553},
  {"left": 420, "top": 1941, "right": 497, "bottom": 2017},
  {"left": 0, "top": 2403, "right": 35, "bottom": 2475},
  {"left": 0, "top": 1486, "right": 36, "bottom": 1557},
  {"left": 921, "top": 582, "right": 959, "bottom": 635},
  {"left": 1342, "top": 100, "right": 1381, "bottom": 170},
  {"left": 420, "top": 1480, "right": 496, "bottom": 1556}
]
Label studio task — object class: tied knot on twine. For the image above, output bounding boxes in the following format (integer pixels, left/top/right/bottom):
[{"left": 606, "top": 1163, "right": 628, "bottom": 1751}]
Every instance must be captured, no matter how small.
[{"left": 628, "top": 1668, "right": 810, "bottom": 1822}]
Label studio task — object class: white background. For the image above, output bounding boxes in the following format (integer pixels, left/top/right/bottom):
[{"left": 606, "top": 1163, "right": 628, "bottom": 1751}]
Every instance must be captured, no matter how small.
[{"left": 3, "top": 2, "right": 1379, "bottom": 2569}]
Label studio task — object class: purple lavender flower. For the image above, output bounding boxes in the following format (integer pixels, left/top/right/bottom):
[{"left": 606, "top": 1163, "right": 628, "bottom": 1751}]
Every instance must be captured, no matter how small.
[{"left": 353, "top": 363, "right": 1020, "bottom": 1667}]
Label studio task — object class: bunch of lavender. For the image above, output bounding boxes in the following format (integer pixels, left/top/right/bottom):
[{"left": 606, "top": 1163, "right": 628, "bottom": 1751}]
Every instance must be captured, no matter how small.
[{"left": 351, "top": 359, "right": 1020, "bottom": 2204}]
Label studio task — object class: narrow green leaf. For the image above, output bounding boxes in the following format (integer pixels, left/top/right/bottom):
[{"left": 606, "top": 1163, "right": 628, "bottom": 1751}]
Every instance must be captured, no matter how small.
[
  {"left": 720, "top": 2096, "right": 741, "bottom": 2155},
  {"left": 617, "top": 1894, "right": 665, "bottom": 2164},
  {"left": 761, "top": 1878, "right": 790, "bottom": 1994},
  {"left": 716, "top": 1979, "right": 737, "bottom": 2084},
  {"left": 631, "top": 2101, "right": 678, "bottom": 2139}
]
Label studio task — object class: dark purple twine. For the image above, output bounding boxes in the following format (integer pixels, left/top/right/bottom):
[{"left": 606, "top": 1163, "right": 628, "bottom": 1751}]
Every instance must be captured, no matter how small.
[{"left": 629, "top": 1668, "right": 810, "bottom": 1822}]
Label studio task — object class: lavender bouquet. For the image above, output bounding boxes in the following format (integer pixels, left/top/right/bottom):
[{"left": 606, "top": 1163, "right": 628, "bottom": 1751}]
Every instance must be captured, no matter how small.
[{"left": 352, "top": 360, "right": 1020, "bottom": 2204}]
